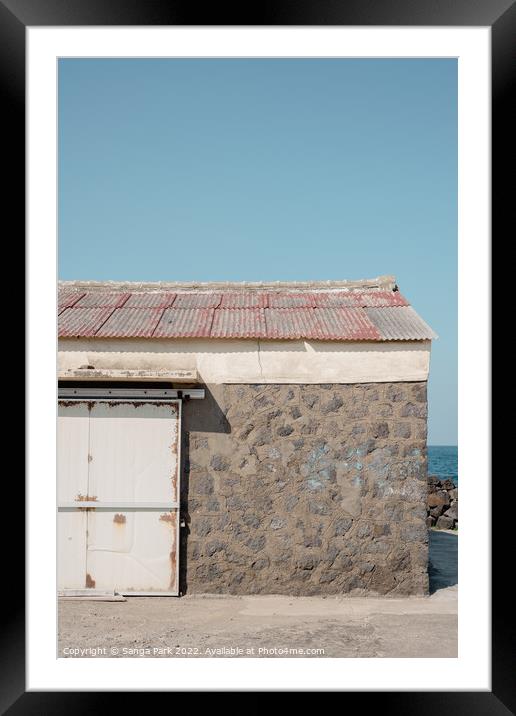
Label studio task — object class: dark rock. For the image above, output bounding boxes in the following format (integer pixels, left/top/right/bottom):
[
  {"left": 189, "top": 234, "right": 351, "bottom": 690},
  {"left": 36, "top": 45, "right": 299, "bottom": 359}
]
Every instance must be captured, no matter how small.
[
  {"left": 371, "top": 422, "right": 389, "bottom": 439},
  {"left": 436, "top": 515, "right": 454, "bottom": 530},
  {"left": 296, "top": 555, "right": 316, "bottom": 570},
  {"left": 253, "top": 429, "right": 272, "bottom": 446},
  {"left": 301, "top": 393, "right": 319, "bottom": 409},
  {"left": 400, "top": 402, "right": 427, "bottom": 418},
  {"left": 334, "top": 518, "right": 353, "bottom": 535},
  {"left": 211, "top": 455, "right": 230, "bottom": 471},
  {"left": 394, "top": 422, "right": 412, "bottom": 438},
  {"left": 321, "top": 396, "right": 344, "bottom": 414},
  {"left": 309, "top": 502, "right": 330, "bottom": 516},
  {"left": 206, "top": 540, "right": 225, "bottom": 557},
  {"left": 195, "top": 474, "right": 214, "bottom": 495},
  {"left": 196, "top": 563, "right": 223, "bottom": 580},
  {"left": 444, "top": 505, "right": 458, "bottom": 521},
  {"left": 385, "top": 385, "right": 406, "bottom": 402},
  {"left": 356, "top": 521, "right": 373, "bottom": 538},
  {"left": 243, "top": 513, "right": 260, "bottom": 528},
  {"left": 252, "top": 558, "right": 268, "bottom": 570},
  {"left": 238, "top": 424, "right": 255, "bottom": 440},
  {"left": 270, "top": 518, "right": 286, "bottom": 530},
  {"left": 427, "top": 490, "right": 450, "bottom": 508},
  {"left": 246, "top": 535, "right": 266, "bottom": 552},
  {"left": 376, "top": 403, "right": 393, "bottom": 417},
  {"left": 227, "top": 495, "right": 245, "bottom": 510}
]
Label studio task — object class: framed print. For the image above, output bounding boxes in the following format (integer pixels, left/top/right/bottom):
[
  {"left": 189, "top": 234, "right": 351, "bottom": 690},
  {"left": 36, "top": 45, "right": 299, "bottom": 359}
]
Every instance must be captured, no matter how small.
[{"left": 5, "top": 0, "right": 508, "bottom": 706}]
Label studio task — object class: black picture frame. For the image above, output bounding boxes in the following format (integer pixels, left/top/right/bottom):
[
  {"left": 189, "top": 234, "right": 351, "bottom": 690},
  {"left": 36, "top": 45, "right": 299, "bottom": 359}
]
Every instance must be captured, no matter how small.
[{"left": 7, "top": 0, "right": 505, "bottom": 708}]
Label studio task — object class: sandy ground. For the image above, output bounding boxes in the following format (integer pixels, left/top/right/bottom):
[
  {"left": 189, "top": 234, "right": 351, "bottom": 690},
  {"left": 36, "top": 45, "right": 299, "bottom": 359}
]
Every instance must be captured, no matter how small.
[{"left": 58, "top": 531, "right": 457, "bottom": 658}]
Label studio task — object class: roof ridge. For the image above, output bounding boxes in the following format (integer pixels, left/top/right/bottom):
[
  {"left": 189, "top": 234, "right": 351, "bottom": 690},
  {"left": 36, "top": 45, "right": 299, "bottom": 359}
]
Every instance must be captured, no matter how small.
[{"left": 58, "top": 275, "right": 397, "bottom": 292}]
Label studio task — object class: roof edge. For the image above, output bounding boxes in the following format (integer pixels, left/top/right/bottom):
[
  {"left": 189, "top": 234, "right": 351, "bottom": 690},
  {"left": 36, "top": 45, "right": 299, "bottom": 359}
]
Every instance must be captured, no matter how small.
[{"left": 58, "top": 275, "right": 397, "bottom": 292}]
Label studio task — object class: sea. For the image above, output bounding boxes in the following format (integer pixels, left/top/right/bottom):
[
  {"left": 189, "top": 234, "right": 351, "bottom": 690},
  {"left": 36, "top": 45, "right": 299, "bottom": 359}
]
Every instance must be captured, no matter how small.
[{"left": 428, "top": 445, "right": 458, "bottom": 485}]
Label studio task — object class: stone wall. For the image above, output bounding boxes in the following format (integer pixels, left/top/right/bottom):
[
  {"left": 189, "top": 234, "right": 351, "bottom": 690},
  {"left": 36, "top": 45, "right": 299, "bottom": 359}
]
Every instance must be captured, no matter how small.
[{"left": 180, "top": 382, "right": 429, "bottom": 596}]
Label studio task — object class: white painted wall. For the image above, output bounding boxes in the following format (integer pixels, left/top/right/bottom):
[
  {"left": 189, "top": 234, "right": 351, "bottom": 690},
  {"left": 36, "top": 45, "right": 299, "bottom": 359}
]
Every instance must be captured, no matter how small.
[{"left": 58, "top": 338, "right": 431, "bottom": 384}]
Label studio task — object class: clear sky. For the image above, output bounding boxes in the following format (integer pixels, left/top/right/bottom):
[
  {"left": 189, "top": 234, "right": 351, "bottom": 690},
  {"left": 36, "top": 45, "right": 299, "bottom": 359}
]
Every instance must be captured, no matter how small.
[{"left": 58, "top": 58, "right": 457, "bottom": 445}]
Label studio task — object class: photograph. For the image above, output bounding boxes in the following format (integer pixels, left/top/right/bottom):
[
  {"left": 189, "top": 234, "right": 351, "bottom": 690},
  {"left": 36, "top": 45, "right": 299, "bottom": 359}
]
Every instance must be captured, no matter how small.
[{"left": 56, "top": 57, "right": 458, "bottom": 659}]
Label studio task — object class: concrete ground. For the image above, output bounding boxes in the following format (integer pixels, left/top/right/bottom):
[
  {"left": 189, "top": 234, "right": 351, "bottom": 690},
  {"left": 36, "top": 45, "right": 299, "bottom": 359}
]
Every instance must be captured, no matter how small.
[{"left": 58, "top": 531, "right": 457, "bottom": 658}]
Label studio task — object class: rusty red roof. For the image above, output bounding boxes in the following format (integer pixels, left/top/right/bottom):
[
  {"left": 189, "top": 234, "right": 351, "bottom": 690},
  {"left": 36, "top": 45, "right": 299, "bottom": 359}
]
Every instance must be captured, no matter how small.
[
  {"left": 211, "top": 308, "right": 267, "bottom": 338},
  {"left": 153, "top": 308, "right": 215, "bottom": 338},
  {"left": 57, "top": 277, "right": 436, "bottom": 341},
  {"left": 96, "top": 308, "right": 165, "bottom": 338}
]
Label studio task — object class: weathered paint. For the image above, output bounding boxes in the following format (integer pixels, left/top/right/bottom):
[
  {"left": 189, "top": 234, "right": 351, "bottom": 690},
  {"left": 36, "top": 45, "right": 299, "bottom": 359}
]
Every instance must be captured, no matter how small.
[
  {"left": 58, "top": 368, "right": 197, "bottom": 382},
  {"left": 58, "top": 338, "right": 432, "bottom": 384},
  {"left": 57, "top": 400, "right": 181, "bottom": 594}
]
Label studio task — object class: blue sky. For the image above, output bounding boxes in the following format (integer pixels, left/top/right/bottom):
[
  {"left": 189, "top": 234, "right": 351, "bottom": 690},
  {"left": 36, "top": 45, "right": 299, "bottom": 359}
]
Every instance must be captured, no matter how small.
[{"left": 58, "top": 58, "right": 457, "bottom": 445}]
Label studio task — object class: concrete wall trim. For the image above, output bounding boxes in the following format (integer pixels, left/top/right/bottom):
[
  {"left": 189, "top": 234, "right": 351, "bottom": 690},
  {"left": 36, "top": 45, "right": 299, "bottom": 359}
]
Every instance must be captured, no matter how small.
[{"left": 58, "top": 338, "right": 431, "bottom": 385}]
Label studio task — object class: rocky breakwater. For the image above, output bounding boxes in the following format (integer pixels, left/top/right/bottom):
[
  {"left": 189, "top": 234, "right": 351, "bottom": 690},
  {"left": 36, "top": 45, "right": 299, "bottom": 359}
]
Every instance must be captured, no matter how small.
[{"left": 426, "top": 476, "right": 458, "bottom": 530}]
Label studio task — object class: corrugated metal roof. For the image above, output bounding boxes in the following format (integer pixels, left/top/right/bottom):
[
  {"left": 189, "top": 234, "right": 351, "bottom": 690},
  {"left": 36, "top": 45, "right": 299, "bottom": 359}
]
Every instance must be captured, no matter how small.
[
  {"left": 265, "top": 308, "right": 323, "bottom": 339},
  {"left": 58, "top": 291, "right": 85, "bottom": 314},
  {"left": 153, "top": 308, "right": 215, "bottom": 338},
  {"left": 172, "top": 293, "right": 221, "bottom": 309},
  {"left": 220, "top": 293, "right": 269, "bottom": 308},
  {"left": 365, "top": 307, "right": 437, "bottom": 340},
  {"left": 311, "top": 291, "right": 408, "bottom": 307},
  {"left": 59, "top": 307, "right": 116, "bottom": 337},
  {"left": 268, "top": 293, "right": 315, "bottom": 308},
  {"left": 360, "top": 290, "right": 409, "bottom": 307},
  {"left": 57, "top": 283, "right": 436, "bottom": 341},
  {"left": 123, "top": 292, "right": 176, "bottom": 308},
  {"left": 95, "top": 308, "right": 165, "bottom": 338},
  {"left": 74, "top": 292, "right": 130, "bottom": 308},
  {"left": 315, "top": 307, "right": 381, "bottom": 340},
  {"left": 311, "top": 292, "right": 358, "bottom": 307},
  {"left": 211, "top": 309, "right": 267, "bottom": 338}
]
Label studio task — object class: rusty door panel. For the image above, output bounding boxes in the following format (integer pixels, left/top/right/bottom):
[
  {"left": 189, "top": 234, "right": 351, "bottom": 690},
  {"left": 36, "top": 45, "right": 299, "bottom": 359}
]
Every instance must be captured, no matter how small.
[
  {"left": 85, "top": 510, "right": 178, "bottom": 593},
  {"left": 57, "top": 400, "right": 181, "bottom": 595},
  {"left": 86, "top": 402, "right": 180, "bottom": 593},
  {"left": 87, "top": 402, "right": 180, "bottom": 504}
]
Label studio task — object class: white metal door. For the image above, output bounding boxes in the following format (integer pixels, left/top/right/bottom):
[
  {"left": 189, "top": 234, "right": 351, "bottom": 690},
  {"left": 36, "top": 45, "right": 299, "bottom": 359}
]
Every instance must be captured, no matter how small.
[{"left": 57, "top": 400, "right": 181, "bottom": 595}]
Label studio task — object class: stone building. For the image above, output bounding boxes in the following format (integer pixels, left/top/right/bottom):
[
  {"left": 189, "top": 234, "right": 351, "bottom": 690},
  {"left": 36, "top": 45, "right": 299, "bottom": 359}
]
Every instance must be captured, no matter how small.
[{"left": 57, "top": 275, "right": 436, "bottom": 597}]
